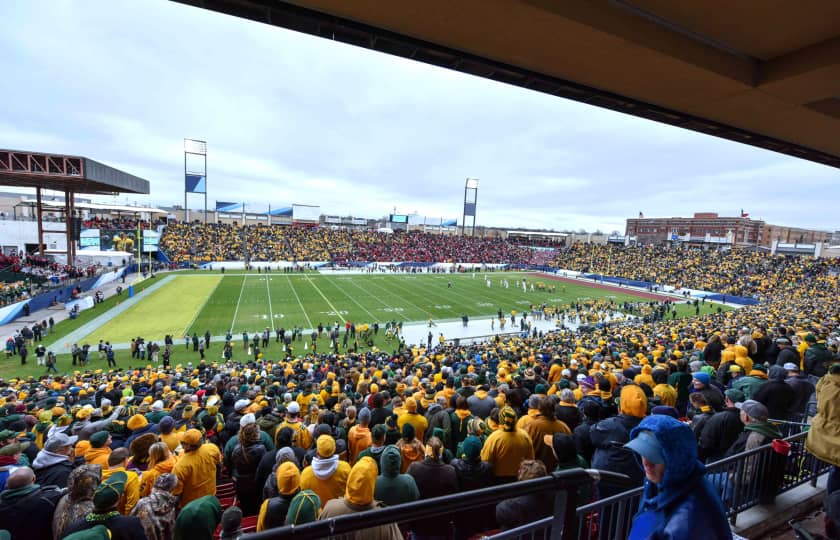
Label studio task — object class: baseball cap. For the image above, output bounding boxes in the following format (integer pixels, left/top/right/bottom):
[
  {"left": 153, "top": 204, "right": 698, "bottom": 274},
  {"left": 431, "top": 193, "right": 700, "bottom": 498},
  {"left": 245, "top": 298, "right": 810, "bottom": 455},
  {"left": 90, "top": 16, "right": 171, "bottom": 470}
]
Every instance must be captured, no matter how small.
[
  {"left": 286, "top": 402, "right": 300, "bottom": 414},
  {"left": 783, "top": 362, "right": 799, "bottom": 371},
  {"left": 624, "top": 430, "right": 665, "bottom": 465},
  {"left": 182, "top": 428, "right": 203, "bottom": 446},
  {"left": 736, "top": 400, "right": 769, "bottom": 422},
  {"left": 724, "top": 389, "right": 746, "bottom": 404},
  {"left": 775, "top": 337, "right": 792, "bottom": 345},
  {"left": 44, "top": 432, "right": 78, "bottom": 452},
  {"left": 234, "top": 399, "right": 250, "bottom": 412}
]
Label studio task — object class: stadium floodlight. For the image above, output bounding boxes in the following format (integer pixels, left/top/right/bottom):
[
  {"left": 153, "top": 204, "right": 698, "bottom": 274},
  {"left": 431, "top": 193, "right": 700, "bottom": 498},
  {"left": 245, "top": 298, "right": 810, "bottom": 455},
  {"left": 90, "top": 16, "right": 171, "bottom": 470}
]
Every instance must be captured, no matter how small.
[
  {"left": 184, "top": 138, "right": 207, "bottom": 155},
  {"left": 466, "top": 178, "right": 480, "bottom": 189}
]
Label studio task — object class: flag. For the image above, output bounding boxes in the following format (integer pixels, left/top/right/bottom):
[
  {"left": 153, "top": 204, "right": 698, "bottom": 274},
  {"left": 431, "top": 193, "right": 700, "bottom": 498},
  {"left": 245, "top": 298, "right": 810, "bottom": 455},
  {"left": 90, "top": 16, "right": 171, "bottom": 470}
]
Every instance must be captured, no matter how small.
[
  {"left": 741, "top": 209, "right": 749, "bottom": 218},
  {"left": 216, "top": 201, "right": 242, "bottom": 212}
]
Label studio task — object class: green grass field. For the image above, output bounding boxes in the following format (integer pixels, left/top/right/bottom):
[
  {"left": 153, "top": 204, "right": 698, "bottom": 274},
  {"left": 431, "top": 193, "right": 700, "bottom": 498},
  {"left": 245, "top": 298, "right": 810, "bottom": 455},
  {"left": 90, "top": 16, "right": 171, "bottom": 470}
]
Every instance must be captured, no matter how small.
[
  {"left": 1, "top": 271, "right": 729, "bottom": 379},
  {"left": 82, "top": 271, "right": 724, "bottom": 342}
]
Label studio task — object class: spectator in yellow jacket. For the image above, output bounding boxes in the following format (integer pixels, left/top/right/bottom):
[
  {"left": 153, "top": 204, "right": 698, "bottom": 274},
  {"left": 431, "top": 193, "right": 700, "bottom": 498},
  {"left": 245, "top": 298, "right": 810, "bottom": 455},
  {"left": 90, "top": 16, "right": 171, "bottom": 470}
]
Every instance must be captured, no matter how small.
[
  {"left": 299, "top": 435, "right": 351, "bottom": 509},
  {"left": 172, "top": 429, "right": 221, "bottom": 508}
]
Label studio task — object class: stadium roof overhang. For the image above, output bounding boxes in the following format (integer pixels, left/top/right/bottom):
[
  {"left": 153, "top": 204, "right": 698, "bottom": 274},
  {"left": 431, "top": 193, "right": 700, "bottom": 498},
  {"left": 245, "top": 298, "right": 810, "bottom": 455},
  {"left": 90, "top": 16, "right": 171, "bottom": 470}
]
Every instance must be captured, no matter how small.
[
  {"left": 0, "top": 149, "right": 150, "bottom": 195},
  {"left": 19, "top": 199, "right": 167, "bottom": 215},
  {"left": 172, "top": 0, "right": 840, "bottom": 169}
]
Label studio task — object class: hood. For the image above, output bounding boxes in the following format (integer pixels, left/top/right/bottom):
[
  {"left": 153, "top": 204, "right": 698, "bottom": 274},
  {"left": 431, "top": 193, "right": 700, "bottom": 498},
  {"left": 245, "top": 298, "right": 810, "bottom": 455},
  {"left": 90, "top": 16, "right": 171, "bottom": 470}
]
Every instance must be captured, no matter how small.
[
  {"left": 426, "top": 404, "right": 442, "bottom": 415},
  {"left": 630, "top": 415, "right": 704, "bottom": 511},
  {"left": 66, "top": 464, "right": 102, "bottom": 501},
  {"left": 32, "top": 449, "right": 70, "bottom": 470},
  {"left": 311, "top": 454, "right": 339, "bottom": 480},
  {"left": 620, "top": 385, "right": 647, "bottom": 419},
  {"left": 745, "top": 421, "right": 783, "bottom": 440},
  {"left": 177, "top": 495, "right": 223, "bottom": 538},
  {"left": 473, "top": 389, "right": 489, "bottom": 400},
  {"left": 345, "top": 456, "right": 377, "bottom": 506},
  {"left": 380, "top": 445, "right": 402, "bottom": 478},
  {"left": 85, "top": 447, "right": 111, "bottom": 463}
]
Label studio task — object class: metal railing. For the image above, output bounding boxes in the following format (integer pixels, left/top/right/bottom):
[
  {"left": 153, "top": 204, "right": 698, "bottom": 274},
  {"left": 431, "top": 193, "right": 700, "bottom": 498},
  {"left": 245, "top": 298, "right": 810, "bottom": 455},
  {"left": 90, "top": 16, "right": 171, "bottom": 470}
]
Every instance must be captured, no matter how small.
[
  {"left": 242, "top": 468, "right": 632, "bottom": 540},
  {"left": 244, "top": 431, "right": 828, "bottom": 540},
  {"left": 571, "top": 430, "right": 829, "bottom": 539}
]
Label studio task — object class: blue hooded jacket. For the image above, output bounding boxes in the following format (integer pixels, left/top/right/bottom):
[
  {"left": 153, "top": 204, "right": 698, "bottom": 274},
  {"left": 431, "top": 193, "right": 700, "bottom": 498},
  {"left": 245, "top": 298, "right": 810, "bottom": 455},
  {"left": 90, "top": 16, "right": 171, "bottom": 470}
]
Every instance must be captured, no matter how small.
[{"left": 628, "top": 415, "right": 731, "bottom": 540}]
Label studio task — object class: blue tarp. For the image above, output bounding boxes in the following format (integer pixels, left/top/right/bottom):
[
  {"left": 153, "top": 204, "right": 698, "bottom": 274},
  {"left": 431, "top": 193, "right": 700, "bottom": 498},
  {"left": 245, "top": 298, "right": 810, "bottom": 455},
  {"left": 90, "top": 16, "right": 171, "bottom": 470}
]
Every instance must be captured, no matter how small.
[
  {"left": 700, "top": 294, "right": 760, "bottom": 306},
  {"left": 583, "top": 274, "right": 654, "bottom": 289}
]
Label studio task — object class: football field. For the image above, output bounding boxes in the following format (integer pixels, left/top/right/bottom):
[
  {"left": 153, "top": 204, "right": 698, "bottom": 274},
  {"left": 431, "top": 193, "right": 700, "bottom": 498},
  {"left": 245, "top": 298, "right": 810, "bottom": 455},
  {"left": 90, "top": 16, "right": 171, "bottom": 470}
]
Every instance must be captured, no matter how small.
[{"left": 78, "top": 271, "right": 724, "bottom": 344}]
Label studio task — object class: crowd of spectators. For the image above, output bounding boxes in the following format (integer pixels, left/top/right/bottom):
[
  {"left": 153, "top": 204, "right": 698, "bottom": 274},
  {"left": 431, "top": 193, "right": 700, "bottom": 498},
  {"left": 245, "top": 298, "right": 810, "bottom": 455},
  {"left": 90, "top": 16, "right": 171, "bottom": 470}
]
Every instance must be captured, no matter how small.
[
  {"left": 159, "top": 224, "right": 538, "bottom": 265},
  {"left": 3, "top": 237, "right": 840, "bottom": 538},
  {"left": 82, "top": 216, "right": 164, "bottom": 231},
  {"left": 552, "top": 243, "right": 840, "bottom": 299},
  {"left": 160, "top": 223, "right": 244, "bottom": 264}
]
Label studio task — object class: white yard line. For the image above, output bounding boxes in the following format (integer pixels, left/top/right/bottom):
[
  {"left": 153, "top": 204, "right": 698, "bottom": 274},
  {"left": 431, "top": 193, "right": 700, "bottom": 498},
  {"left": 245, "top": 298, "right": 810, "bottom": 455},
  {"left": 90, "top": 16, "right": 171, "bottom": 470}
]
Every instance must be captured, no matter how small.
[
  {"left": 230, "top": 274, "right": 247, "bottom": 334},
  {"left": 327, "top": 277, "right": 380, "bottom": 321},
  {"left": 303, "top": 274, "right": 345, "bottom": 322},
  {"left": 346, "top": 277, "right": 410, "bottom": 321},
  {"left": 182, "top": 276, "right": 223, "bottom": 337},
  {"left": 287, "top": 276, "right": 313, "bottom": 328},
  {"left": 363, "top": 277, "right": 435, "bottom": 318},
  {"left": 265, "top": 274, "right": 275, "bottom": 332}
]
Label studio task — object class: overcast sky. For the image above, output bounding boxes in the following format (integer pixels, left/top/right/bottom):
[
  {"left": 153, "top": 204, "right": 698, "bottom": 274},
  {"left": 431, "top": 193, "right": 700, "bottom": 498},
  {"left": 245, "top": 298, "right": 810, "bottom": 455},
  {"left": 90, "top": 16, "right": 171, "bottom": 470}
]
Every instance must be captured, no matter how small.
[{"left": 1, "top": 0, "right": 837, "bottom": 233}]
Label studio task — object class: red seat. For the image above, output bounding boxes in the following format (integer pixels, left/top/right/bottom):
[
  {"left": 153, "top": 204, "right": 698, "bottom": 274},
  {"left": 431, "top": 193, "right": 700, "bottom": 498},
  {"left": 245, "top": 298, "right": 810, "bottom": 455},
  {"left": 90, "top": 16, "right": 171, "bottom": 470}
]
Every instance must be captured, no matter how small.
[{"left": 241, "top": 515, "right": 259, "bottom": 534}]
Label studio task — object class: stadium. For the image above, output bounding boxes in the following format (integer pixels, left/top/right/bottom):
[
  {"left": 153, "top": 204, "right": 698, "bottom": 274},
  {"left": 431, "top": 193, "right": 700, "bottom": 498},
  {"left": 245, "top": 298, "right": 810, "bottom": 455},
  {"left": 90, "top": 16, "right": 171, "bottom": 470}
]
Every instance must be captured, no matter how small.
[{"left": 0, "top": 2, "right": 838, "bottom": 540}]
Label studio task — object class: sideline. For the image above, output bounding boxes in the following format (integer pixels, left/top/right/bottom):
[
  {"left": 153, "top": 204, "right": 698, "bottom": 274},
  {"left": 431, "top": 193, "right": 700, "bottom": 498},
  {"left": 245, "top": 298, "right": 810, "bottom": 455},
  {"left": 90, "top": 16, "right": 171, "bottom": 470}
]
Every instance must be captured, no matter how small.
[{"left": 50, "top": 276, "right": 176, "bottom": 354}]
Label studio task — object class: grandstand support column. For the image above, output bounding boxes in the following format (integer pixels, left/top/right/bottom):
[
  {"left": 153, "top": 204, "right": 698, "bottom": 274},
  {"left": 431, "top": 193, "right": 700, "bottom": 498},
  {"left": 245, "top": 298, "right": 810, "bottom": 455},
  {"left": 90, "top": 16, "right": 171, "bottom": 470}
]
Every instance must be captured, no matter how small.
[
  {"left": 35, "top": 187, "right": 44, "bottom": 255},
  {"left": 463, "top": 177, "right": 479, "bottom": 237}
]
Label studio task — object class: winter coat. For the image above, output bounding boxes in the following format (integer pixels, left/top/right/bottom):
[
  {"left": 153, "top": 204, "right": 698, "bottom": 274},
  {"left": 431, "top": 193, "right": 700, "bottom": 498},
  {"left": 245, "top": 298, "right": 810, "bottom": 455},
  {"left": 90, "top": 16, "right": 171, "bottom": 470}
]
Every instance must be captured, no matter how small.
[
  {"left": 319, "top": 458, "right": 402, "bottom": 540},
  {"left": 299, "top": 455, "right": 351, "bottom": 509},
  {"left": 451, "top": 456, "right": 494, "bottom": 491},
  {"left": 806, "top": 373, "right": 840, "bottom": 467},
  {"left": 496, "top": 492, "right": 553, "bottom": 531},
  {"left": 52, "top": 464, "right": 101, "bottom": 540},
  {"left": 32, "top": 450, "right": 75, "bottom": 489},
  {"left": 525, "top": 416, "right": 571, "bottom": 471},
  {"left": 172, "top": 443, "right": 222, "bottom": 508},
  {"left": 407, "top": 458, "right": 458, "bottom": 536},
  {"left": 480, "top": 428, "right": 534, "bottom": 479},
  {"left": 732, "top": 375, "right": 767, "bottom": 401},
  {"left": 627, "top": 415, "right": 731, "bottom": 540},
  {"left": 63, "top": 514, "right": 146, "bottom": 540},
  {"left": 590, "top": 414, "right": 644, "bottom": 491},
  {"left": 804, "top": 344, "right": 832, "bottom": 378},
  {"left": 373, "top": 445, "right": 419, "bottom": 506},
  {"left": 573, "top": 420, "right": 596, "bottom": 464},
  {"left": 451, "top": 457, "right": 496, "bottom": 537},
  {"left": 425, "top": 405, "right": 451, "bottom": 444},
  {"left": 467, "top": 390, "right": 496, "bottom": 419},
  {"left": 0, "top": 483, "right": 65, "bottom": 540},
  {"left": 786, "top": 376, "right": 815, "bottom": 420},
  {"left": 450, "top": 409, "right": 473, "bottom": 452},
  {"left": 725, "top": 421, "right": 782, "bottom": 457},
  {"left": 125, "top": 423, "right": 160, "bottom": 449},
  {"left": 753, "top": 379, "right": 796, "bottom": 421},
  {"left": 346, "top": 424, "right": 372, "bottom": 465},
  {"left": 131, "top": 489, "right": 178, "bottom": 540},
  {"left": 697, "top": 407, "right": 743, "bottom": 463}
]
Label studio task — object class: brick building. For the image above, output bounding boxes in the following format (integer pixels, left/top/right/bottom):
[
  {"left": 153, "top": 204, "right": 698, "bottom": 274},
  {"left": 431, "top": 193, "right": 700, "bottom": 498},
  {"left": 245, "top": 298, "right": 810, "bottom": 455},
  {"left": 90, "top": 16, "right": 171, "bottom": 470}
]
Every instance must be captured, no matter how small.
[
  {"left": 626, "top": 213, "right": 762, "bottom": 245},
  {"left": 625, "top": 212, "right": 830, "bottom": 247}
]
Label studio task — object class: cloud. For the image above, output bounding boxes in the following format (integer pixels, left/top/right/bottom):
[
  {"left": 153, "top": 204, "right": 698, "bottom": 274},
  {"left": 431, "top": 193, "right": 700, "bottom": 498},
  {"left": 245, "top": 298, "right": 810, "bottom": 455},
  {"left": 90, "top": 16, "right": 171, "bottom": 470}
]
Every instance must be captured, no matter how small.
[{"left": 0, "top": 0, "right": 836, "bottom": 233}]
